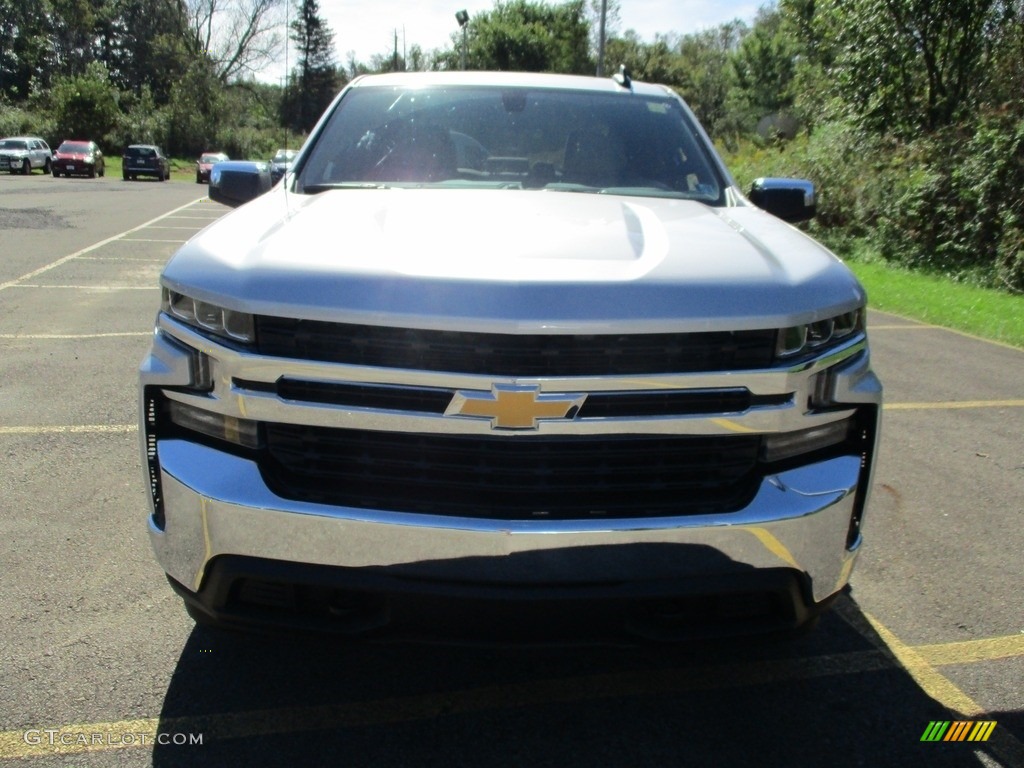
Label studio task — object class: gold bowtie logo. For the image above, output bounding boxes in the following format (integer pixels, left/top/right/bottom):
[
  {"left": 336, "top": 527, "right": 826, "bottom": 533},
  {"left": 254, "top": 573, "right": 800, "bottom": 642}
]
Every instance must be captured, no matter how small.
[{"left": 446, "top": 385, "right": 586, "bottom": 430}]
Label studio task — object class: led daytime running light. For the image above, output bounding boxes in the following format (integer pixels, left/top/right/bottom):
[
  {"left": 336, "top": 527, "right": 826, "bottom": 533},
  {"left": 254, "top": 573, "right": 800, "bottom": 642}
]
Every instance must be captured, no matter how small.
[
  {"left": 777, "top": 309, "right": 863, "bottom": 359},
  {"left": 162, "top": 288, "right": 254, "bottom": 343}
]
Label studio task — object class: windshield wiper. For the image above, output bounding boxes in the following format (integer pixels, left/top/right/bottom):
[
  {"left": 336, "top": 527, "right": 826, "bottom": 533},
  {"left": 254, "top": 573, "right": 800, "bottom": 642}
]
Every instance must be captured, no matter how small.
[
  {"left": 302, "top": 182, "right": 391, "bottom": 194},
  {"left": 544, "top": 182, "right": 693, "bottom": 200}
]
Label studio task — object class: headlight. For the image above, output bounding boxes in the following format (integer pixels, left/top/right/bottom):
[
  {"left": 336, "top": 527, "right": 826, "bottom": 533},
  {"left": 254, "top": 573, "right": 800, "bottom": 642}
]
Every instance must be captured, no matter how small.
[
  {"left": 777, "top": 309, "right": 863, "bottom": 359},
  {"left": 162, "top": 288, "right": 255, "bottom": 343}
]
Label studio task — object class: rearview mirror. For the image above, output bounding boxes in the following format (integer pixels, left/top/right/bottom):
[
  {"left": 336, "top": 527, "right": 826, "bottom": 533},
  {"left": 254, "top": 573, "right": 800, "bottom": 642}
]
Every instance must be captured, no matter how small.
[
  {"left": 208, "top": 161, "right": 273, "bottom": 207},
  {"left": 748, "top": 178, "right": 816, "bottom": 223}
]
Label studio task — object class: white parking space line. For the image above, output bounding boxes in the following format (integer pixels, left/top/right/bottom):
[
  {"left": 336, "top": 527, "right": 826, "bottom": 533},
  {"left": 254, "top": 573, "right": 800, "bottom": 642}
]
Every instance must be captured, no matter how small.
[
  {"left": 0, "top": 332, "right": 150, "bottom": 339},
  {"left": 76, "top": 256, "right": 168, "bottom": 263},
  {"left": 9, "top": 284, "right": 158, "bottom": 290},
  {"left": 0, "top": 198, "right": 204, "bottom": 292},
  {"left": 118, "top": 239, "right": 189, "bottom": 243}
]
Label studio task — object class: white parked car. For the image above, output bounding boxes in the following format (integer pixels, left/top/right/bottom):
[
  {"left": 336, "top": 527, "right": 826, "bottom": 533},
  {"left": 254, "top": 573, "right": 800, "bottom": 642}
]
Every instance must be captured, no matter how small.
[
  {"left": 0, "top": 136, "right": 51, "bottom": 174},
  {"left": 141, "top": 71, "right": 882, "bottom": 642}
]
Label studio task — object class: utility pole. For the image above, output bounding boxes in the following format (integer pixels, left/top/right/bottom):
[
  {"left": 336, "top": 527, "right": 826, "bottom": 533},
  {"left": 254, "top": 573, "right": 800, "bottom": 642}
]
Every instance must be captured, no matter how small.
[{"left": 596, "top": 0, "right": 607, "bottom": 76}]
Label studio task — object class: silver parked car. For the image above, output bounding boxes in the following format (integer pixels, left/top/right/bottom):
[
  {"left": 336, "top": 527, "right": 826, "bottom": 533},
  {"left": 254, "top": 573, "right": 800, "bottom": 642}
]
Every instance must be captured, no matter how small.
[
  {"left": 269, "top": 148, "right": 297, "bottom": 184},
  {"left": 141, "top": 71, "right": 882, "bottom": 642},
  {"left": 0, "top": 136, "right": 51, "bottom": 174}
]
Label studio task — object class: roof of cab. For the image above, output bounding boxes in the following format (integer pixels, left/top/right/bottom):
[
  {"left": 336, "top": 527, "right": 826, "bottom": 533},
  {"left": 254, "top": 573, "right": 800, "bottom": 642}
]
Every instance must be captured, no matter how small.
[{"left": 345, "top": 70, "right": 672, "bottom": 98}]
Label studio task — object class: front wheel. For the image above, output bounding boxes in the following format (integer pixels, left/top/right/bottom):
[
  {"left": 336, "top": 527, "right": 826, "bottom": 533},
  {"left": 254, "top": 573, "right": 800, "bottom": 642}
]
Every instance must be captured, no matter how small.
[
  {"left": 43, "top": 158, "right": 51, "bottom": 174},
  {"left": 123, "top": 172, "right": 129, "bottom": 181},
  {"left": 22, "top": 159, "right": 31, "bottom": 175}
]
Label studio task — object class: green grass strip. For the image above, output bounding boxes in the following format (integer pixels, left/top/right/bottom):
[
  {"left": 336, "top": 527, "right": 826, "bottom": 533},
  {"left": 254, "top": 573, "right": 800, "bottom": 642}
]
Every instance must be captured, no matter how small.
[{"left": 844, "top": 260, "right": 1024, "bottom": 350}]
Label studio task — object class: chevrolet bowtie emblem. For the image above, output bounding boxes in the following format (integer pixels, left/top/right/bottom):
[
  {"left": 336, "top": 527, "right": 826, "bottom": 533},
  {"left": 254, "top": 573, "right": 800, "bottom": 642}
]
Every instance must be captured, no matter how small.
[{"left": 445, "top": 385, "right": 586, "bottom": 430}]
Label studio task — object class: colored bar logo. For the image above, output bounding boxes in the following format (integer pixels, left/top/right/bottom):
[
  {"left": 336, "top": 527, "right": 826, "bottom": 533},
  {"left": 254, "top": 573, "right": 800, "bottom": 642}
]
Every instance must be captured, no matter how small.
[{"left": 921, "top": 721, "right": 997, "bottom": 742}]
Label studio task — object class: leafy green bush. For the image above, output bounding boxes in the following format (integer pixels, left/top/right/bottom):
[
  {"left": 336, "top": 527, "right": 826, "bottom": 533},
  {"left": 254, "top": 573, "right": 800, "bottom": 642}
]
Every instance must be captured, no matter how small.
[
  {"left": 873, "top": 113, "right": 1024, "bottom": 291},
  {"left": 215, "top": 126, "right": 286, "bottom": 162},
  {"left": 48, "top": 63, "right": 121, "bottom": 147},
  {"left": 722, "top": 120, "right": 888, "bottom": 238},
  {"left": 108, "top": 87, "right": 169, "bottom": 153},
  {"left": 723, "top": 110, "right": 1024, "bottom": 294},
  {"left": 0, "top": 101, "right": 56, "bottom": 143}
]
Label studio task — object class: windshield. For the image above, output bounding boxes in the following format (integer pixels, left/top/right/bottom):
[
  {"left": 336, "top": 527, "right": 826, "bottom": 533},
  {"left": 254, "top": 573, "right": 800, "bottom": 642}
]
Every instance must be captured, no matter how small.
[
  {"left": 273, "top": 151, "right": 295, "bottom": 163},
  {"left": 200, "top": 154, "right": 223, "bottom": 163},
  {"left": 297, "top": 85, "right": 725, "bottom": 202},
  {"left": 59, "top": 142, "right": 90, "bottom": 153},
  {"left": 0, "top": 140, "right": 28, "bottom": 150}
]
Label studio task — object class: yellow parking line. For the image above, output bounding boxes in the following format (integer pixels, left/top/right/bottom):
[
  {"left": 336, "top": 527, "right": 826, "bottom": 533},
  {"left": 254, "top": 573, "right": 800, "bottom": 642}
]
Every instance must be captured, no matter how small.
[
  {"left": 885, "top": 400, "right": 1024, "bottom": 410},
  {"left": 858, "top": 614, "right": 1024, "bottom": 763},
  {"left": 0, "top": 425, "right": 135, "bottom": 435},
  {"left": 915, "top": 634, "right": 1024, "bottom": 666},
  {"left": 0, "top": 649, "right": 897, "bottom": 758},
  {"left": 2, "top": 627, "right": 1022, "bottom": 758},
  {"left": 869, "top": 311, "right": 1024, "bottom": 352},
  {"left": 869, "top": 324, "right": 938, "bottom": 330},
  {"left": 861, "top": 611, "right": 985, "bottom": 716}
]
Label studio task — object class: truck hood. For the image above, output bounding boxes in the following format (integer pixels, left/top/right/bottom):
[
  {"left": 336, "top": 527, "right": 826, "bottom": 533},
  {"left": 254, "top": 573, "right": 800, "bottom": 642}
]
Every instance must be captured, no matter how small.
[{"left": 164, "top": 188, "right": 865, "bottom": 333}]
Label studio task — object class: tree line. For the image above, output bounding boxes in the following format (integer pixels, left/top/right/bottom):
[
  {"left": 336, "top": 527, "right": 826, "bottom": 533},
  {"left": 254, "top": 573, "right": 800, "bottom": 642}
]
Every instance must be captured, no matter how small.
[{"left": 1, "top": 0, "right": 1021, "bottom": 290}]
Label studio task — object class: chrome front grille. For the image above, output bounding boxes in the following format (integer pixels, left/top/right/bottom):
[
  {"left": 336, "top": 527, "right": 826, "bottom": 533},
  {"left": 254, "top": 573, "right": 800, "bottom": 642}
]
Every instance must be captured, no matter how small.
[{"left": 259, "top": 378, "right": 792, "bottom": 419}]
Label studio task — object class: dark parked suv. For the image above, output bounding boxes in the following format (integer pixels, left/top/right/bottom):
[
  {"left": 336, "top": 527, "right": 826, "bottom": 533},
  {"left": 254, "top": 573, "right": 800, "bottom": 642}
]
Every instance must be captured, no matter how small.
[{"left": 123, "top": 144, "right": 170, "bottom": 181}]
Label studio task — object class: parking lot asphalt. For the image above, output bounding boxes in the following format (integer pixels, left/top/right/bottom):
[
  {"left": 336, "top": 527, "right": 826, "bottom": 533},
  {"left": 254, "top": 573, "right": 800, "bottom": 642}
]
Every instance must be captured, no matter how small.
[{"left": 0, "top": 173, "right": 1021, "bottom": 767}]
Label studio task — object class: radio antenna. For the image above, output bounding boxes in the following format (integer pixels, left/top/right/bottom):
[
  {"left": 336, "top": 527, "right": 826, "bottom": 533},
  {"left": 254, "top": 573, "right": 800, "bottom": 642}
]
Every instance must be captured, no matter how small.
[{"left": 283, "top": 0, "right": 290, "bottom": 211}]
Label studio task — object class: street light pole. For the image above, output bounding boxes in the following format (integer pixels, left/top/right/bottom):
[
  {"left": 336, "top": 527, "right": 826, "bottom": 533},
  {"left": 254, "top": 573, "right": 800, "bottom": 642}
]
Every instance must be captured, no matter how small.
[{"left": 596, "top": 0, "right": 607, "bottom": 76}]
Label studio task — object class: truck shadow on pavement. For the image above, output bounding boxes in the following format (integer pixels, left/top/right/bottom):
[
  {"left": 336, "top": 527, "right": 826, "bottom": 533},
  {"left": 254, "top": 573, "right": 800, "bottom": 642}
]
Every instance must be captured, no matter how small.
[{"left": 151, "top": 586, "right": 1020, "bottom": 768}]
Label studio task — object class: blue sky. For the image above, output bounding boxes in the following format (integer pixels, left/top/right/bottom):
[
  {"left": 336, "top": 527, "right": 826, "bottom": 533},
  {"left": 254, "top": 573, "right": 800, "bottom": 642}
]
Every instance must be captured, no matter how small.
[{"left": 263, "top": 0, "right": 764, "bottom": 81}]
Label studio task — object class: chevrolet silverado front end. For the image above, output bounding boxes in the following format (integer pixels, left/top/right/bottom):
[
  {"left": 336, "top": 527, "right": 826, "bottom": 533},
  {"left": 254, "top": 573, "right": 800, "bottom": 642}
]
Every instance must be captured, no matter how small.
[{"left": 140, "top": 72, "right": 881, "bottom": 641}]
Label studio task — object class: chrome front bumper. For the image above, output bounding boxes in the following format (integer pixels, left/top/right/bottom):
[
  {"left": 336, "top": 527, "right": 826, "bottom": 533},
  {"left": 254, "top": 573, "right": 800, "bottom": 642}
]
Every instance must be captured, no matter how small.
[{"left": 151, "top": 440, "right": 864, "bottom": 605}]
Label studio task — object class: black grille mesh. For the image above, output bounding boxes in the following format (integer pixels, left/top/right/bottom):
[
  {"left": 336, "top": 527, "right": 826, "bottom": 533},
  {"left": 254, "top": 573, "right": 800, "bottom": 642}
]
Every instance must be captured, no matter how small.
[
  {"left": 261, "top": 426, "right": 762, "bottom": 519},
  {"left": 255, "top": 318, "right": 777, "bottom": 375}
]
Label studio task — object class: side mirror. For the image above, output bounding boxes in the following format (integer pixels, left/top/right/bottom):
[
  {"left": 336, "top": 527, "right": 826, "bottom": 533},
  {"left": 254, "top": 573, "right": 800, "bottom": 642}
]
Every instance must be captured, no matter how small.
[
  {"left": 748, "top": 177, "right": 816, "bottom": 223},
  {"left": 208, "top": 161, "right": 272, "bottom": 207}
]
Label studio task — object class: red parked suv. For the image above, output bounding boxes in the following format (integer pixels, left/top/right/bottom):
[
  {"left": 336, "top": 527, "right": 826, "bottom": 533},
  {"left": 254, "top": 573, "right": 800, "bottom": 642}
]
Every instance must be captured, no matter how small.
[{"left": 52, "top": 140, "right": 105, "bottom": 178}]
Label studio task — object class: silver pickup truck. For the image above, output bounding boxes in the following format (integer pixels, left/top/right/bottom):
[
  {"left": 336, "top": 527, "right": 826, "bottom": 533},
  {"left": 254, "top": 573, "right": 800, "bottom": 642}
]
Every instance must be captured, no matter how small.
[{"left": 140, "top": 71, "right": 882, "bottom": 642}]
